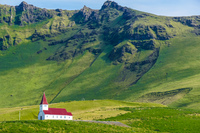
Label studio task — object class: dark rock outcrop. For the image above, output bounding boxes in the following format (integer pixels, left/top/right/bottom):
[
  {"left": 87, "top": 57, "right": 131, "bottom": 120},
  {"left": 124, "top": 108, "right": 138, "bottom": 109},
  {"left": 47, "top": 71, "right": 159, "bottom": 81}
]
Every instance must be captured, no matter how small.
[
  {"left": 101, "top": 1, "right": 127, "bottom": 12},
  {"left": 31, "top": 30, "right": 46, "bottom": 42},
  {"left": 46, "top": 49, "right": 82, "bottom": 61},
  {"left": 173, "top": 16, "right": 200, "bottom": 27},
  {"left": 124, "top": 25, "right": 155, "bottom": 40},
  {"left": 80, "top": 6, "right": 94, "bottom": 22},
  {"left": 0, "top": 35, "right": 14, "bottom": 50},
  {"left": 15, "top": 1, "right": 35, "bottom": 12},
  {"left": 55, "top": 9, "right": 62, "bottom": 12},
  {"left": 73, "top": 5, "right": 98, "bottom": 24},
  {"left": 15, "top": 1, "right": 54, "bottom": 25},
  {"left": 86, "top": 48, "right": 102, "bottom": 55},
  {"left": 150, "top": 25, "right": 172, "bottom": 40},
  {"left": 192, "top": 28, "right": 200, "bottom": 35},
  {"left": 109, "top": 43, "right": 137, "bottom": 63},
  {"left": 123, "top": 25, "right": 172, "bottom": 41},
  {"left": 14, "top": 37, "right": 22, "bottom": 45},
  {"left": 48, "top": 40, "right": 67, "bottom": 46},
  {"left": 131, "top": 40, "right": 155, "bottom": 50}
]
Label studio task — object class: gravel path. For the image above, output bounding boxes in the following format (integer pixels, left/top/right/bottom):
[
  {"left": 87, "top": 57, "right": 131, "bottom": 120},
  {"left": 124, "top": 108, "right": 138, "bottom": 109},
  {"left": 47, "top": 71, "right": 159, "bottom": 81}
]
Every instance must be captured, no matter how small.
[{"left": 74, "top": 120, "right": 130, "bottom": 127}]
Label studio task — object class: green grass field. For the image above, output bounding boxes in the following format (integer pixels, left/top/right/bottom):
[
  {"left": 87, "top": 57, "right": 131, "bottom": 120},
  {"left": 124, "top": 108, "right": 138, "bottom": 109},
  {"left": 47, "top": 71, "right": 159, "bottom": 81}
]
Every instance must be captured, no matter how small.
[
  {"left": 1, "top": 100, "right": 200, "bottom": 133},
  {"left": 102, "top": 107, "right": 200, "bottom": 133},
  {"left": 0, "top": 120, "right": 153, "bottom": 133},
  {"left": 0, "top": 100, "right": 165, "bottom": 121}
]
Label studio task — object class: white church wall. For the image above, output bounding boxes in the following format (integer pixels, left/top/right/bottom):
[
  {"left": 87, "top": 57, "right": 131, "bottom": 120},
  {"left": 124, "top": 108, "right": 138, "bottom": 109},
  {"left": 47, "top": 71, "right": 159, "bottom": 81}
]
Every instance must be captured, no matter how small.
[{"left": 44, "top": 115, "right": 73, "bottom": 120}]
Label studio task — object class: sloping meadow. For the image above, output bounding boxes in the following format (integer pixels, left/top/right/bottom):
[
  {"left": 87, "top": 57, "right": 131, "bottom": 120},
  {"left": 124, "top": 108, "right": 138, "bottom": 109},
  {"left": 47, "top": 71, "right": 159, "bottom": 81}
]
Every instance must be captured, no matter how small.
[{"left": 0, "top": 1, "right": 200, "bottom": 110}]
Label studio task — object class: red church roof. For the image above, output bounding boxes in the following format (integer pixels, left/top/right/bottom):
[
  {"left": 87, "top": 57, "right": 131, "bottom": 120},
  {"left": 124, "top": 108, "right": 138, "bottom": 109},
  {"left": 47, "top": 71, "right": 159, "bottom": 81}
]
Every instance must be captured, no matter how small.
[
  {"left": 43, "top": 108, "right": 72, "bottom": 116},
  {"left": 40, "top": 93, "right": 48, "bottom": 105}
]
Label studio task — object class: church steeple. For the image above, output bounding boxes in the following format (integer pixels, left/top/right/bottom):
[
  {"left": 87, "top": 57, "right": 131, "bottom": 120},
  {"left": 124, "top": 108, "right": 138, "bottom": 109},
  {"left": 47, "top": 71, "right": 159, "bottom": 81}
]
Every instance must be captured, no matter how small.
[
  {"left": 40, "top": 92, "right": 48, "bottom": 105},
  {"left": 40, "top": 92, "right": 48, "bottom": 111}
]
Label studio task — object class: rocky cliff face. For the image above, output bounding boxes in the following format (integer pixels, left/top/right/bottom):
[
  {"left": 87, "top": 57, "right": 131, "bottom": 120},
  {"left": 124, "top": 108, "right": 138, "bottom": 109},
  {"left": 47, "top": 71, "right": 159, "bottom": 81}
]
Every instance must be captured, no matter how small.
[
  {"left": 74, "top": 5, "right": 98, "bottom": 23},
  {"left": 15, "top": 1, "right": 54, "bottom": 25},
  {"left": 15, "top": 1, "right": 35, "bottom": 12},
  {"left": 0, "top": 1, "right": 54, "bottom": 26},
  {"left": 0, "top": 1, "right": 199, "bottom": 83},
  {"left": 0, "top": 1, "right": 72, "bottom": 50},
  {"left": 101, "top": 0, "right": 127, "bottom": 12}
]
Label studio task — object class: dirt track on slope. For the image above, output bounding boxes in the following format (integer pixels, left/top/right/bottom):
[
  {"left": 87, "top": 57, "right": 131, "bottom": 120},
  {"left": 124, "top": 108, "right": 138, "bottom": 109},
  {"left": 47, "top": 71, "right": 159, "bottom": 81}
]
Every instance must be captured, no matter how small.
[{"left": 74, "top": 120, "right": 130, "bottom": 127}]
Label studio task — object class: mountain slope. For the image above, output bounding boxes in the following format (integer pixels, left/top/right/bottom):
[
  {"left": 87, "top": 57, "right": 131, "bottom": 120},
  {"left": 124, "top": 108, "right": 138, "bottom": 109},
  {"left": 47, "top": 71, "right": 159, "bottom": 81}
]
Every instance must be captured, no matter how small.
[{"left": 0, "top": 1, "right": 200, "bottom": 109}]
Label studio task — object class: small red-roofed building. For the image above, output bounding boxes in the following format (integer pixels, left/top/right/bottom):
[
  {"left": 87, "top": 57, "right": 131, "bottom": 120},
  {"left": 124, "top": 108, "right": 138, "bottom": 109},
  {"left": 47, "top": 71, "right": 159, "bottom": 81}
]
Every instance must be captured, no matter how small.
[{"left": 38, "top": 93, "right": 73, "bottom": 120}]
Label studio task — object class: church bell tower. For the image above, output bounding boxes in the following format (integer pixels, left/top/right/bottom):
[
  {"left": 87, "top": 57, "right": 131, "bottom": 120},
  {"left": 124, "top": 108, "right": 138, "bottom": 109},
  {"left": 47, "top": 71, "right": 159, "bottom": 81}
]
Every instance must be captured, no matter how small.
[{"left": 40, "top": 92, "right": 48, "bottom": 111}]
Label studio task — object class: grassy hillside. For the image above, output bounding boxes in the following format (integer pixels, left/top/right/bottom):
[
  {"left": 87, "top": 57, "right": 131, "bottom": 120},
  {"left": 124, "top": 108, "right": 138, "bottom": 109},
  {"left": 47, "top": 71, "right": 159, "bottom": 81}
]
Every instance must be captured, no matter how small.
[
  {"left": 0, "top": 1, "right": 200, "bottom": 109},
  {"left": 119, "top": 36, "right": 200, "bottom": 109},
  {"left": 101, "top": 107, "right": 200, "bottom": 133},
  {"left": 0, "top": 100, "right": 165, "bottom": 121},
  {"left": 1, "top": 100, "right": 200, "bottom": 132}
]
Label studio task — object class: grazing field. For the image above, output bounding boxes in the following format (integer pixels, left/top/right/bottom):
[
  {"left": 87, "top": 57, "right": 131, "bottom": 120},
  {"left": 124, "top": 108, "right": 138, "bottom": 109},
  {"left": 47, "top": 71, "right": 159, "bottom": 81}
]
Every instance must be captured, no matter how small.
[
  {"left": 101, "top": 107, "right": 200, "bottom": 133},
  {"left": 0, "top": 100, "right": 165, "bottom": 121},
  {"left": 1, "top": 100, "right": 200, "bottom": 132}
]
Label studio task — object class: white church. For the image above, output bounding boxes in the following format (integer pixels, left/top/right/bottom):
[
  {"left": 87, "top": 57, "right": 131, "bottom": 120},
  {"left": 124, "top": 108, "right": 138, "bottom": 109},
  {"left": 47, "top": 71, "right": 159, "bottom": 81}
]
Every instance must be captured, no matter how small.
[{"left": 38, "top": 93, "right": 73, "bottom": 120}]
